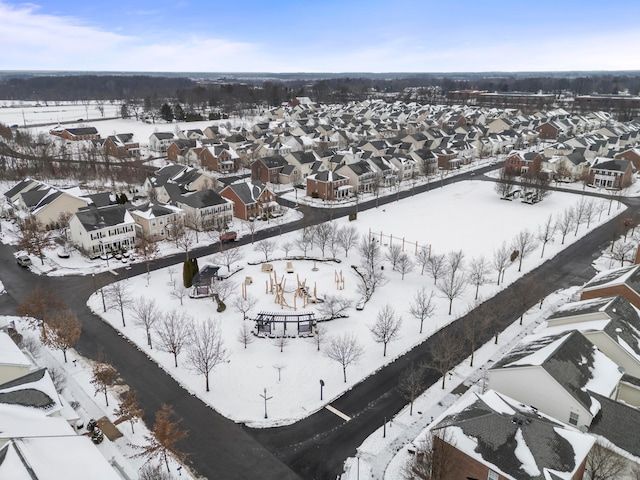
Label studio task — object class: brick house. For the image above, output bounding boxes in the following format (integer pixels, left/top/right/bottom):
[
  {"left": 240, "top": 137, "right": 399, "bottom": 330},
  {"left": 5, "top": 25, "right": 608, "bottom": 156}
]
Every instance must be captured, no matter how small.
[
  {"left": 104, "top": 134, "right": 139, "bottom": 158},
  {"left": 427, "top": 389, "right": 593, "bottom": 480},
  {"left": 219, "top": 181, "right": 277, "bottom": 221},
  {"left": 166, "top": 139, "right": 196, "bottom": 162},
  {"left": 251, "top": 155, "right": 288, "bottom": 184},
  {"left": 306, "top": 170, "right": 351, "bottom": 201},
  {"left": 504, "top": 151, "right": 542, "bottom": 176},
  {"left": 199, "top": 144, "right": 240, "bottom": 173},
  {"left": 50, "top": 127, "right": 100, "bottom": 141},
  {"left": 614, "top": 147, "right": 640, "bottom": 171}
]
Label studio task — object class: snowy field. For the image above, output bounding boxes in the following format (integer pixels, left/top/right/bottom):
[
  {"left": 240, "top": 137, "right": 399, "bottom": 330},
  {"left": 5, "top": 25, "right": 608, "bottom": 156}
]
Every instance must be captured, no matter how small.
[{"left": 81, "top": 180, "right": 626, "bottom": 427}]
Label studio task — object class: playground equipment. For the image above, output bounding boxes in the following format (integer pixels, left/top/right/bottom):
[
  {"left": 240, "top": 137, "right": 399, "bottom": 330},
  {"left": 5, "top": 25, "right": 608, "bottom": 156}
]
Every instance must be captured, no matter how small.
[{"left": 334, "top": 269, "right": 345, "bottom": 290}]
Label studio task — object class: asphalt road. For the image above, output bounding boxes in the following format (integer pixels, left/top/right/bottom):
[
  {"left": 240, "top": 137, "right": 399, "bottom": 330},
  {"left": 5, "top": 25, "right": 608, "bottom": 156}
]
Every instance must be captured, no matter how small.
[{"left": 1, "top": 170, "right": 636, "bottom": 480}]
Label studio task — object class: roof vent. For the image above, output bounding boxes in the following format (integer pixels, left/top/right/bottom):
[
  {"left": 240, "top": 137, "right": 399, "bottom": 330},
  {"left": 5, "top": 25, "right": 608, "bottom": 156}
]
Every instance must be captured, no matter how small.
[{"left": 618, "top": 366, "right": 626, "bottom": 374}]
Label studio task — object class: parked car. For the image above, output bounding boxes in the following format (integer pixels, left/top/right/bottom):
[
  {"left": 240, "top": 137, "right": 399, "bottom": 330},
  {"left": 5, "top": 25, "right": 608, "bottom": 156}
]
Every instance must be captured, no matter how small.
[
  {"left": 16, "top": 255, "right": 32, "bottom": 267},
  {"left": 220, "top": 231, "right": 238, "bottom": 243},
  {"left": 57, "top": 249, "right": 70, "bottom": 258}
]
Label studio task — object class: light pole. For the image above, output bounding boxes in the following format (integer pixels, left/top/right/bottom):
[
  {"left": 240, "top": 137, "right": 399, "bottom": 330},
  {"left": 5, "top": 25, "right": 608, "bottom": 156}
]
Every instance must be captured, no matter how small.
[
  {"left": 319, "top": 379, "right": 324, "bottom": 401},
  {"left": 92, "top": 272, "right": 106, "bottom": 312},
  {"left": 260, "top": 388, "right": 272, "bottom": 419}
]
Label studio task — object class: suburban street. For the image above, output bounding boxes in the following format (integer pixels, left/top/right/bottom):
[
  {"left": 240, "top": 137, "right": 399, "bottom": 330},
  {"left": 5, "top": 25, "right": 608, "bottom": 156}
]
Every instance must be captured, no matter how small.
[{"left": 0, "top": 171, "right": 635, "bottom": 480}]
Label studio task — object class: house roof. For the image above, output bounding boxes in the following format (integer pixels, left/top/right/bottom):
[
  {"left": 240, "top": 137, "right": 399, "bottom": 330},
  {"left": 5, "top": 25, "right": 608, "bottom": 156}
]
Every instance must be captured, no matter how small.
[
  {"left": 65, "top": 127, "right": 98, "bottom": 136},
  {"left": 581, "top": 264, "right": 640, "bottom": 295},
  {"left": 221, "top": 181, "right": 268, "bottom": 205},
  {"left": 0, "top": 368, "right": 59, "bottom": 412},
  {"left": 491, "top": 330, "right": 622, "bottom": 414},
  {"left": 589, "top": 392, "right": 640, "bottom": 460},
  {"left": 257, "top": 155, "right": 288, "bottom": 169},
  {"left": 74, "top": 204, "right": 133, "bottom": 231},
  {"left": 177, "top": 189, "right": 230, "bottom": 208},
  {"left": 434, "top": 389, "right": 594, "bottom": 480},
  {"left": 590, "top": 157, "right": 632, "bottom": 172}
]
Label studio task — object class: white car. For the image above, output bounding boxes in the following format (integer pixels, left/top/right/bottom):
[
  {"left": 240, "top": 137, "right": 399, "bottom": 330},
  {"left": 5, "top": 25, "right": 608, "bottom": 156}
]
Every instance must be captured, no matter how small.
[{"left": 17, "top": 255, "right": 32, "bottom": 267}]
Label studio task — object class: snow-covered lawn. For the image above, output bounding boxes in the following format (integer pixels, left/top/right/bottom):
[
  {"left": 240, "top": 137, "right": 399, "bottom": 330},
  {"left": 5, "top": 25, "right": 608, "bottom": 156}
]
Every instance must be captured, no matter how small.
[{"left": 86, "top": 180, "right": 626, "bottom": 427}]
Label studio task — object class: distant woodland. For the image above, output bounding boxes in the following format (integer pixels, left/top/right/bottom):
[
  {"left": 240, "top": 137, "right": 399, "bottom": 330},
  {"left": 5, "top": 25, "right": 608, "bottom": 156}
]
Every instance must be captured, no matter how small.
[{"left": 2, "top": 73, "right": 640, "bottom": 106}]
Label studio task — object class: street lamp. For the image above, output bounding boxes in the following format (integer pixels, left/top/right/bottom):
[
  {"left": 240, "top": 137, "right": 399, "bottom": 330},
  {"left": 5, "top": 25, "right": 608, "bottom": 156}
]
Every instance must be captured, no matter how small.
[
  {"left": 92, "top": 272, "right": 106, "bottom": 312},
  {"left": 260, "top": 388, "right": 272, "bottom": 419},
  {"left": 319, "top": 379, "right": 325, "bottom": 401}
]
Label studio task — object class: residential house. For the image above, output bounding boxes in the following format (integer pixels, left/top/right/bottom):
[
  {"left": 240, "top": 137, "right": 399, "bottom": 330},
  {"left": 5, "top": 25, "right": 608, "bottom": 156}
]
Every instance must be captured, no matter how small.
[
  {"left": 199, "top": 144, "right": 240, "bottom": 173},
  {"left": 220, "top": 181, "right": 277, "bottom": 221},
  {"left": 0, "top": 332, "right": 31, "bottom": 384},
  {"left": 337, "top": 160, "right": 378, "bottom": 194},
  {"left": 104, "top": 133, "right": 139, "bottom": 158},
  {"left": 69, "top": 204, "right": 136, "bottom": 257},
  {"left": 367, "top": 156, "right": 398, "bottom": 188},
  {"left": 588, "top": 157, "right": 633, "bottom": 189},
  {"left": 430, "top": 389, "right": 594, "bottom": 480},
  {"left": 129, "top": 202, "right": 184, "bottom": 240},
  {"left": 144, "top": 164, "right": 218, "bottom": 203},
  {"left": 505, "top": 151, "right": 542, "bottom": 176},
  {"left": 614, "top": 146, "right": 640, "bottom": 171},
  {"left": 148, "top": 132, "right": 177, "bottom": 153},
  {"left": 172, "top": 189, "right": 233, "bottom": 231},
  {"left": 50, "top": 126, "right": 100, "bottom": 141},
  {"left": 306, "top": 170, "right": 351, "bottom": 201},
  {"left": 284, "top": 151, "right": 321, "bottom": 182},
  {"left": 580, "top": 264, "right": 640, "bottom": 309},
  {"left": 251, "top": 155, "right": 288, "bottom": 184},
  {"left": 166, "top": 139, "right": 197, "bottom": 162},
  {"left": 487, "top": 330, "right": 623, "bottom": 429}
]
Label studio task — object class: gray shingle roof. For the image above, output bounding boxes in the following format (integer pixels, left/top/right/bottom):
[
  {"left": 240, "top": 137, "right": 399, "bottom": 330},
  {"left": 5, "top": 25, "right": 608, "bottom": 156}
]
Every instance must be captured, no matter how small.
[
  {"left": 589, "top": 391, "right": 640, "bottom": 457},
  {"left": 75, "top": 204, "right": 131, "bottom": 230}
]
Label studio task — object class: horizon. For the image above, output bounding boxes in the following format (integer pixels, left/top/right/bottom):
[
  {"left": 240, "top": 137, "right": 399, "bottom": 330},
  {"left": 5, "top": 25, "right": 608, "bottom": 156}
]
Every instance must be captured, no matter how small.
[{"left": 2, "top": 0, "right": 640, "bottom": 73}]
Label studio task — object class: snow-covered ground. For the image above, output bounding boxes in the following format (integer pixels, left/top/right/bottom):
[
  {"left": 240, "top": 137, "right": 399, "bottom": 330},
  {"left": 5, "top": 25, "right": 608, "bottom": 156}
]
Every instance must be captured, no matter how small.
[{"left": 80, "top": 180, "right": 627, "bottom": 427}]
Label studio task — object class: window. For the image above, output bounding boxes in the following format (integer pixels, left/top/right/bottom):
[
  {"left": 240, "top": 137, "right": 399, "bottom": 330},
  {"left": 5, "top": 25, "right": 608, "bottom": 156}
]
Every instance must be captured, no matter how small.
[
  {"left": 569, "top": 412, "right": 579, "bottom": 426},
  {"left": 487, "top": 471, "right": 499, "bottom": 480}
]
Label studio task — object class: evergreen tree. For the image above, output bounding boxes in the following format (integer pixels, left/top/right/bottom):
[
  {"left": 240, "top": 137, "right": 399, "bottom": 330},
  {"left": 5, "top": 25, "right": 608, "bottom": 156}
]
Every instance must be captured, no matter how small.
[
  {"left": 183, "top": 260, "right": 194, "bottom": 288},
  {"left": 160, "top": 103, "right": 174, "bottom": 122},
  {"left": 173, "top": 103, "right": 186, "bottom": 121}
]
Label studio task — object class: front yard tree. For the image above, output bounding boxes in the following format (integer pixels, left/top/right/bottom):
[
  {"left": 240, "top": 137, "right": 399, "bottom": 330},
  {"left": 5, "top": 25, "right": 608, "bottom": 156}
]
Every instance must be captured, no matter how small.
[
  {"left": 135, "top": 233, "right": 160, "bottom": 285},
  {"left": 186, "top": 319, "right": 228, "bottom": 392},
  {"left": 511, "top": 229, "right": 539, "bottom": 272},
  {"left": 254, "top": 239, "right": 276, "bottom": 262},
  {"left": 409, "top": 287, "right": 436, "bottom": 334},
  {"left": 17, "top": 216, "right": 54, "bottom": 265},
  {"left": 132, "top": 403, "right": 188, "bottom": 474},
  {"left": 216, "top": 246, "right": 244, "bottom": 273},
  {"left": 91, "top": 361, "right": 117, "bottom": 406},
  {"left": 494, "top": 167, "right": 515, "bottom": 199},
  {"left": 106, "top": 281, "right": 133, "bottom": 327},
  {"left": 16, "top": 285, "right": 66, "bottom": 339},
  {"left": 611, "top": 240, "right": 635, "bottom": 267},
  {"left": 324, "top": 332, "right": 364, "bottom": 383},
  {"left": 43, "top": 310, "right": 81, "bottom": 363},
  {"left": 369, "top": 304, "right": 403, "bottom": 357},
  {"left": 402, "top": 429, "right": 456, "bottom": 480},
  {"left": 155, "top": 310, "right": 190, "bottom": 368},
  {"left": 398, "top": 363, "right": 425, "bottom": 416},
  {"left": 237, "top": 324, "right": 255, "bottom": 349},
  {"left": 233, "top": 294, "right": 258, "bottom": 321},
  {"left": 177, "top": 229, "right": 196, "bottom": 261},
  {"left": 428, "top": 330, "right": 463, "bottom": 389},
  {"left": 114, "top": 389, "right": 144, "bottom": 433},
  {"left": 132, "top": 297, "right": 160, "bottom": 349},
  {"left": 537, "top": 214, "right": 556, "bottom": 258}
]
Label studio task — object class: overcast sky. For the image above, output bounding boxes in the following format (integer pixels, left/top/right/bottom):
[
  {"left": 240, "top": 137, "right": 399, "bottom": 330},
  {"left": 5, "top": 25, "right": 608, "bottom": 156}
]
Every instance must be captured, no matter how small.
[{"left": 2, "top": 0, "right": 640, "bottom": 73}]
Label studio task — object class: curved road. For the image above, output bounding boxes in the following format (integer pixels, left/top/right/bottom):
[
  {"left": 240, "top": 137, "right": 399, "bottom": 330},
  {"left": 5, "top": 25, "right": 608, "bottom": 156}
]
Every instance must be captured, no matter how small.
[{"left": 0, "top": 168, "right": 635, "bottom": 480}]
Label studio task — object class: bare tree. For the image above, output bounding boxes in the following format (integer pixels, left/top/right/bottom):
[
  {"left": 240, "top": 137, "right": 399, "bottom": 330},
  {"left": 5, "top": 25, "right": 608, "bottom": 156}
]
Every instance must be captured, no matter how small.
[
  {"left": 184, "top": 211, "right": 204, "bottom": 243},
  {"left": 317, "top": 295, "right": 352, "bottom": 320},
  {"left": 385, "top": 244, "right": 403, "bottom": 270},
  {"left": 447, "top": 250, "right": 465, "bottom": 277},
  {"left": 215, "top": 246, "right": 244, "bottom": 273},
  {"left": 584, "top": 199, "right": 597, "bottom": 228},
  {"left": 210, "top": 278, "right": 236, "bottom": 309},
  {"left": 16, "top": 216, "right": 54, "bottom": 265},
  {"left": 324, "top": 332, "right": 364, "bottom": 382},
  {"left": 556, "top": 207, "right": 575, "bottom": 244},
  {"left": 585, "top": 442, "right": 628, "bottom": 480},
  {"left": 177, "top": 229, "right": 196, "bottom": 261},
  {"left": 511, "top": 229, "right": 539, "bottom": 272},
  {"left": 398, "top": 363, "right": 425, "bottom": 416},
  {"left": 42, "top": 310, "right": 81, "bottom": 363},
  {"left": 243, "top": 218, "right": 258, "bottom": 244},
  {"left": 295, "top": 227, "right": 314, "bottom": 256},
  {"left": 254, "top": 239, "right": 276, "bottom": 262},
  {"left": 537, "top": 214, "right": 556, "bottom": 258},
  {"left": 573, "top": 198, "right": 589, "bottom": 236},
  {"left": 409, "top": 287, "right": 436, "bottom": 334},
  {"left": 428, "top": 330, "right": 463, "bottom": 389},
  {"left": 91, "top": 361, "right": 117, "bottom": 406},
  {"left": 106, "top": 281, "right": 133, "bottom": 327},
  {"left": 437, "top": 270, "right": 467, "bottom": 315},
  {"left": 132, "top": 297, "right": 160, "bottom": 348},
  {"left": 273, "top": 335, "right": 290, "bottom": 353},
  {"left": 336, "top": 225, "right": 359, "bottom": 257},
  {"left": 467, "top": 255, "right": 490, "bottom": 300},
  {"left": 397, "top": 253, "right": 415, "bottom": 280},
  {"left": 167, "top": 217, "right": 186, "bottom": 249},
  {"left": 611, "top": 240, "right": 635, "bottom": 267},
  {"left": 314, "top": 222, "right": 334, "bottom": 257},
  {"left": 131, "top": 403, "right": 188, "bottom": 473},
  {"left": 155, "top": 310, "right": 190, "bottom": 368},
  {"left": 135, "top": 233, "right": 160, "bottom": 285},
  {"left": 186, "top": 319, "right": 228, "bottom": 392},
  {"left": 426, "top": 253, "right": 446, "bottom": 285},
  {"left": 16, "top": 285, "right": 66, "bottom": 341},
  {"left": 492, "top": 241, "right": 511, "bottom": 285},
  {"left": 415, "top": 246, "right": 430, "bottom": 275},
  {"left": 170, "top": 285, "right": 189, "bottom": 306},
  {"left": 313, "top": 324, "right": 326, "bottom": 352},
  {"left": 281, "top": 241, "right": 293, "bottom": 257},
  {"left": 358, "top": 235, "right": 383, "bottom": 271},
  {"left": 494, "top": 167, "right": 515, "bottom": 198},
  {"left": 402, "top": 428, "right": 456, "bottom": 480},
  {"left": 237, "top": 324, "right": 255, "bottom": 349},
  {"left": 233, "top": 294, "right": 258, "bottom": 321},
  {"left": 369, "top": 304, "right": 403, "bottom": 357},
  {"left": 114, "top": 389, "right": 144, "bottom": 434}
]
